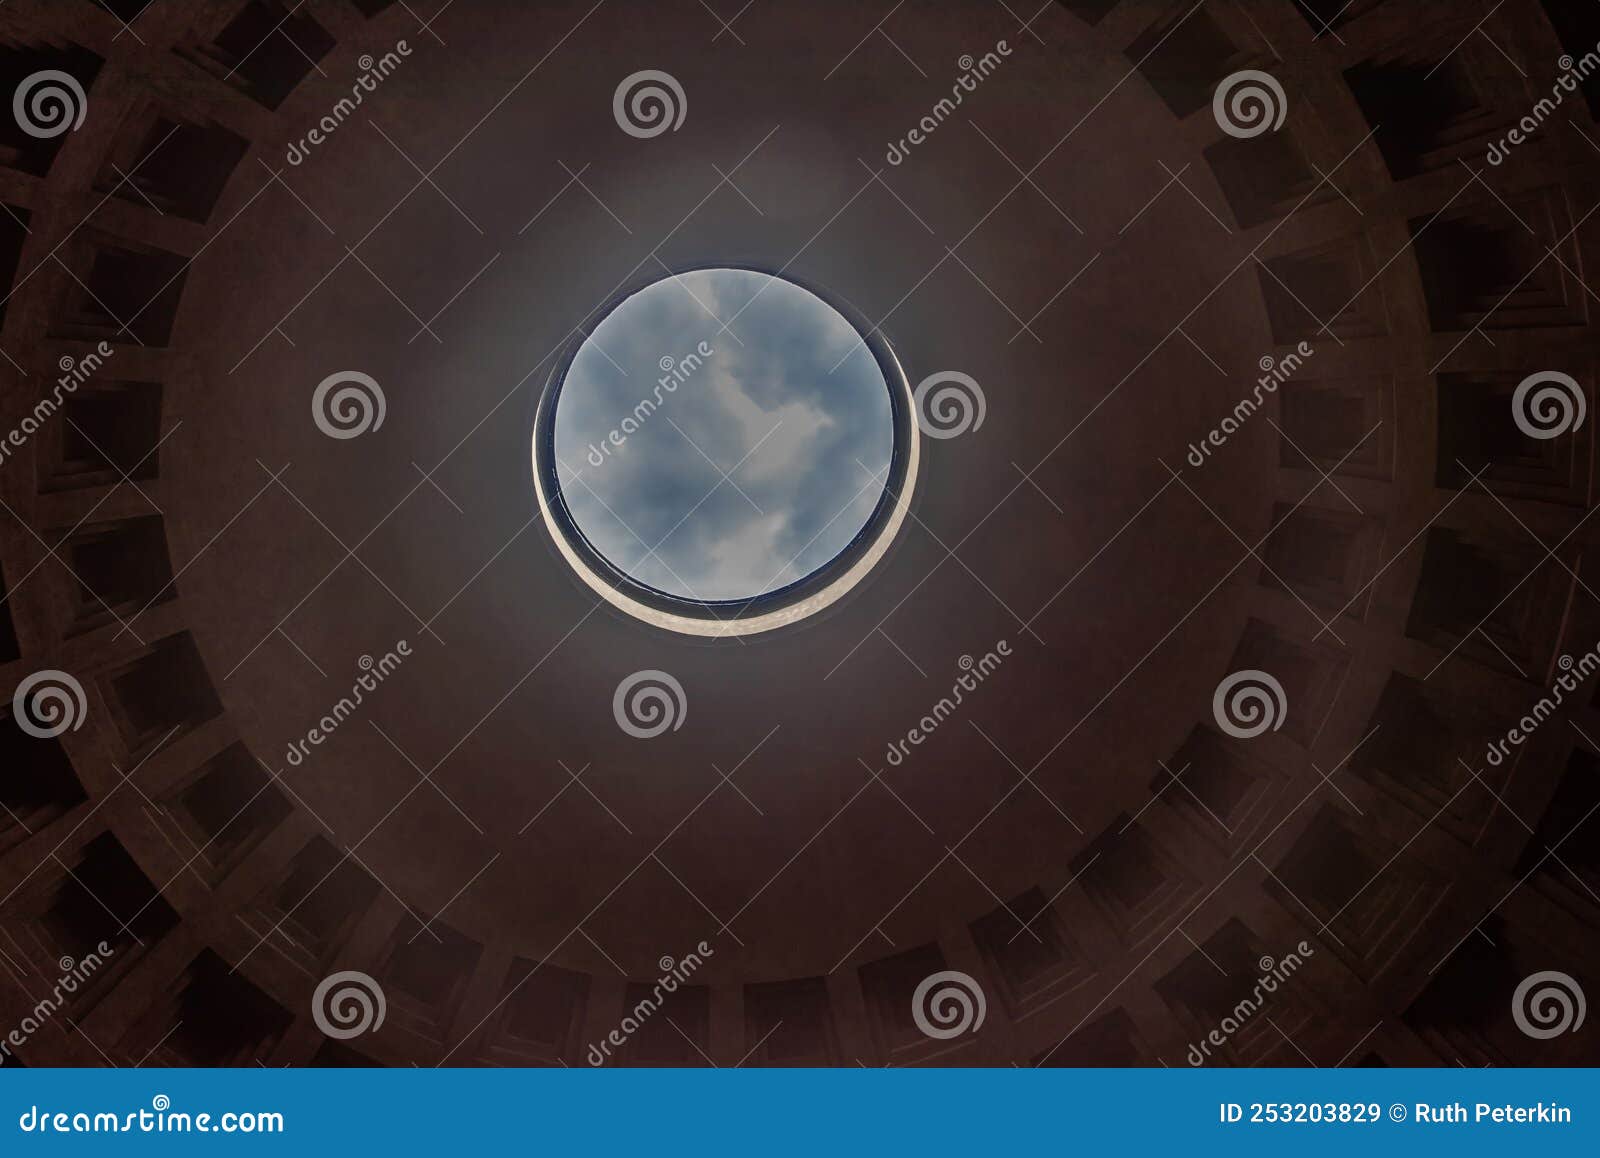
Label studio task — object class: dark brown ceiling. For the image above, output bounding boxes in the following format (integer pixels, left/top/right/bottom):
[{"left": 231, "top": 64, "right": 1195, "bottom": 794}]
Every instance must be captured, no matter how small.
[{"left": 0, "top": 0, "right": 1597, "bottom": 1069}]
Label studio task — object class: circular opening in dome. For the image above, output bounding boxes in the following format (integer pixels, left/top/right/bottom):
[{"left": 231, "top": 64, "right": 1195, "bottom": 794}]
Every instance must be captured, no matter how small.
[{"left": 532, "top": 267, "right": 917, "bottom": 637}]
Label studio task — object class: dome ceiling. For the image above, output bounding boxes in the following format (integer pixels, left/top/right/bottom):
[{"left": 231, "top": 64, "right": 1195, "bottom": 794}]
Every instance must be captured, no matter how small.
[{"left": 0, "top": 0, "right": 1596, "bottom": 1068}]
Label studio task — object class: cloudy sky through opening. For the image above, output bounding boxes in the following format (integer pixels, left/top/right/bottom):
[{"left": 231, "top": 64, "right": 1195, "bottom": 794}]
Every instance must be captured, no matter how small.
[{"left": 552, "top": 269, "right": 895, "bottom": 602}]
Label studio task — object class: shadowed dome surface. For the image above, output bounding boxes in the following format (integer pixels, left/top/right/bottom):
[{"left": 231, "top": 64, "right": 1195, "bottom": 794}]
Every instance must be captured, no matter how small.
[
  {"left": 550, "top": 269, "right": 895, "bottom": 603},
  {"left": 1, "top": 0, "right": 1599, "bottom": 1075}
]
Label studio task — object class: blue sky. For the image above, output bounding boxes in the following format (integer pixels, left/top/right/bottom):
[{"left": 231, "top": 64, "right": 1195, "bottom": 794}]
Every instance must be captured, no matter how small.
[{"left": 553, "top": 269, "right": 893, "bottom": 602}]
